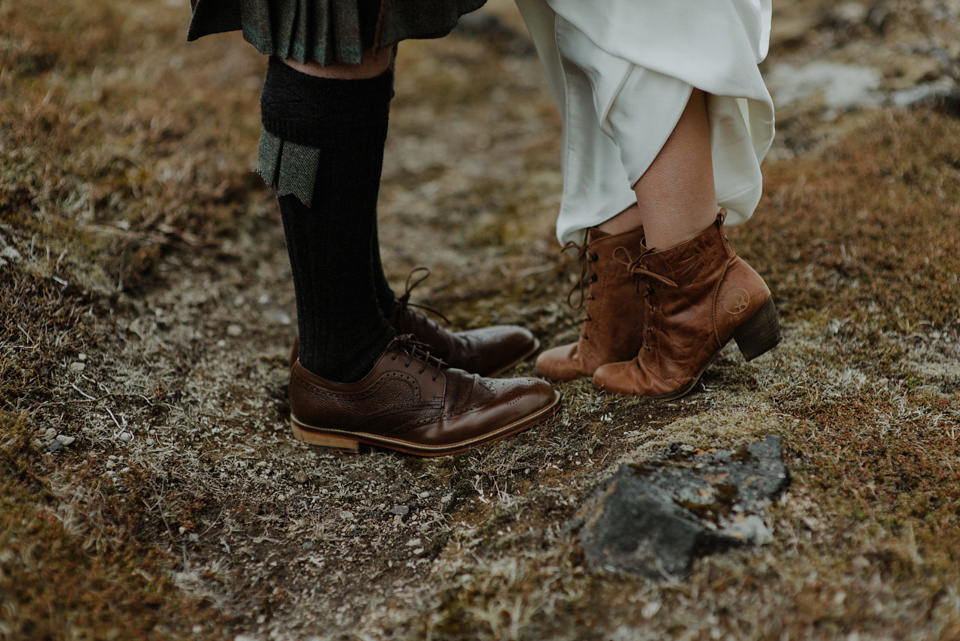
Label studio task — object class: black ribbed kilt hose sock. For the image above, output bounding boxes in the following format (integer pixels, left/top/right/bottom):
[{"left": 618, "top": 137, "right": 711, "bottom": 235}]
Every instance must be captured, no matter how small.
[{"left": 261, "top": 57, "right": 396, "bottom": 382}]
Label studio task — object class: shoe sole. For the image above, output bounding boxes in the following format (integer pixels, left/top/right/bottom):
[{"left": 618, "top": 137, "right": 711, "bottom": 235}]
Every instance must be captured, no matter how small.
[
  {"left": 485, "top": 338, "right": 541, "bottom": 377},
  {"left": 289, "top": 389, "right": 561, "bottom": 457}
]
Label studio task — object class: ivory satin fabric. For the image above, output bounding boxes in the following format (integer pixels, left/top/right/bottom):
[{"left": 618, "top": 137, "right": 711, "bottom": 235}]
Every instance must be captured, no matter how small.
[{"left": 515, "top": 0, "right": 775, "bottom": 244}]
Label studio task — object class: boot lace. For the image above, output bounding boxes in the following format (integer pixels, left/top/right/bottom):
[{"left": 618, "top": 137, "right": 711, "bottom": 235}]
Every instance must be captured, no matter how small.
[
  {"left": 388, "top": 334, "right": 446, "bottom": 380},
  {"left": 562, "top": 239, "right": 599, "bottom": 310},
  {"left": 625, "top": 249, "right": 678, "bottom": 352}
]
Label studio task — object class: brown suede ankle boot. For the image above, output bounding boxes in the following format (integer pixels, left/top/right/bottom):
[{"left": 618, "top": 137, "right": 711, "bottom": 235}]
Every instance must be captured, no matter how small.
[
  {"left": 536, "top": 226, "right": 647, "bottom": 382},
  {"left": 593, "top": 213, "right": 781, "bottom": 400}
]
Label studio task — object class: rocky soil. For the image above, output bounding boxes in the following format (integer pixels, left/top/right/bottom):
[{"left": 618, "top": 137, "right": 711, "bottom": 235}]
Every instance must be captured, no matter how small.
[{"left": 2, "top": 0, "right": 960, "bottom": 640}]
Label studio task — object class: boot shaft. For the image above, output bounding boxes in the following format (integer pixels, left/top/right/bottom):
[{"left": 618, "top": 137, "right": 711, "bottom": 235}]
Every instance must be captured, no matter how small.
[{"left": 579, "top": 226, "right": 648, "bottom": 365}]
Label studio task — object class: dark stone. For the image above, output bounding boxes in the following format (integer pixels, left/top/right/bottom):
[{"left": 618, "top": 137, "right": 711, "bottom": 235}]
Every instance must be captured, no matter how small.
[{"left": 574, "top": 436, "right": 790, "bottom": 580}]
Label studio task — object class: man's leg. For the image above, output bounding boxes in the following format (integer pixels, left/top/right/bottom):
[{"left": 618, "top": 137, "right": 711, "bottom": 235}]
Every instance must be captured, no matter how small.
[{"left": 261, "top": 51, "right": 395, "bottom": 382}]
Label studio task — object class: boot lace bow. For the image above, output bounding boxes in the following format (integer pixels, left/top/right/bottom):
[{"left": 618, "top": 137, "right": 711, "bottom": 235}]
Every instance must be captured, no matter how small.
[
  {"left": 562, "top": 239, "right": 599, "bottom": 310},
  {"left": 622, "top": 248, "right": 679, "bottom": 351}
]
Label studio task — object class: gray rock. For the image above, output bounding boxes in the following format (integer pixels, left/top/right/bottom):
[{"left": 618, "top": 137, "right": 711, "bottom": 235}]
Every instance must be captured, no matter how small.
[
  {"left": 766, "top": 62, "right": 882, "bottom": 110},
  {"left": 55, "top": 434, "right": 76, "bottom": 446},
  {"left": 575, "top": 435, "right": 789, "bottom": 580},
  {"left": 389, "top": 505, "right": 410, "bottom": 517}
]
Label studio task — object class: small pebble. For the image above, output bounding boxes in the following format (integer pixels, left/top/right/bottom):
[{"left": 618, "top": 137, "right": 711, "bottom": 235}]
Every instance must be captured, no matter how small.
[
  {"left": 56, "top": 435, "right": 75, "bottom": 446},
  {"left": 43, "top": 427, "right": 57, "bottom": 440},
  {"left": 258, "top": 294, "right": 270, "bottom": 305},
  {"left": 390, "top": 505, "right": 410, "bottom": 517},
  {"left": 146, "top": 437, "right": 155, "bottom": 446},
  {"left": 69, "top": 362, "right": 85, "bottom": 372},
  {"left": 119, "top": 432, "right": 133, "bottom": 443},
  {"left": 46, "top": 441, "right": 63, "bottom": 453},
  {"left": 227, "top": 324, "right": 243, "bottom": 337},
  {"left": 406, "top": 538, "right": 422, "bottom": 547},
  {"left": 77, "top": 353, "right": 87, "bottom": 361}
]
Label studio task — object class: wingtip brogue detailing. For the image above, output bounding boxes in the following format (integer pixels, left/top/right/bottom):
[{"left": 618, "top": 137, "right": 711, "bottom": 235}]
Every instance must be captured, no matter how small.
[
  {"left": 536, "top": 226, "right": 647, "bottom": 382},
  {"left": 289, "top": 336, "right": 560, "bottom": 456},
  {"left": 593, "top": 212, "right": 782, "bottom": 400}
]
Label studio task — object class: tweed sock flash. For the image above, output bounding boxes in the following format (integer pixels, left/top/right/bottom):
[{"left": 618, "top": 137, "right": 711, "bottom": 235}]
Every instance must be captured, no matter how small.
[{"left": 261, "top": 57, "right": 396, "bottom": 382}]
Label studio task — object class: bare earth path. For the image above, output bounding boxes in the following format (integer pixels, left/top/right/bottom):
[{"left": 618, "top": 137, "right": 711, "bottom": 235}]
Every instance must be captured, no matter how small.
[{"left": 2, "top": 1, "right": 960, "bottom": 640}]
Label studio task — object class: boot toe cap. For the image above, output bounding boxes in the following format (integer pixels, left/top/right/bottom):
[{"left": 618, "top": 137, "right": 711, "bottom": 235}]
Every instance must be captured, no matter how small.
[{"left": 536, "top": 342, "right": 588, "bottom": 382}]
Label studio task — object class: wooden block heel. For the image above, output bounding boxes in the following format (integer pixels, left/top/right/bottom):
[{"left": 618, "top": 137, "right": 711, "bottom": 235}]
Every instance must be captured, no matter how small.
[
  {"left": 291, "top": 419, "right": 360, "bottom": 453},
  {"left": 733, "top": 298, "right": 782, "bottom": 361}
]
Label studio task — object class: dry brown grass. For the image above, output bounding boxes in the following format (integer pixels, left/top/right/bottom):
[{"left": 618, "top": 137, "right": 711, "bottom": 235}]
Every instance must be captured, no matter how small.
[{"left": 2, "top": 0, "right": 959, "bottom": 639}]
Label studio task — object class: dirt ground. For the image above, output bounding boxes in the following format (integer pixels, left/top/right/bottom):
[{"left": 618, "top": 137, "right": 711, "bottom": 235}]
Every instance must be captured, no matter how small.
[{"left": 2, "top": 0, "right": 960, "bottom": 639}]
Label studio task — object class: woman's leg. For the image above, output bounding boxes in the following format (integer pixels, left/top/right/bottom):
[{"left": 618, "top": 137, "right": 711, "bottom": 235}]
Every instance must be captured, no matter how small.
[{"left": 597, "top": 89, "right": 716, "bottom": 247}]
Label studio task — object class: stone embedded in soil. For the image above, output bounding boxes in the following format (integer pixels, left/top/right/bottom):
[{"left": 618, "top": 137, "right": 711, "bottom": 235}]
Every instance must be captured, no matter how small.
[{"left": 575, "top": 435, "right": 790, "bottom": 580}]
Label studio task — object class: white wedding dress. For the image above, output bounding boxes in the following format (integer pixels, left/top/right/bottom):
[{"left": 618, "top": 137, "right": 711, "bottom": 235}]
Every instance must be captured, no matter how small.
[{"left": 515, "top": 0, "right": 775, "bottom": 243}]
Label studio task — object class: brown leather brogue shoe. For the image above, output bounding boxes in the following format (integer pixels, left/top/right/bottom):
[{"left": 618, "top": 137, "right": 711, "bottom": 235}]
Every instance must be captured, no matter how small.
[
  {"left": 593, "top": 213, "right": 781, "bottom": 400},
  {"left": 288, "top": 268, "right": 539, "bottom": 376},
  {"left": 536, "top": 226, "right": 647, "bottom": 382},
  {"left": 288, "top": 336, "right": 561, "bottom": 456}
]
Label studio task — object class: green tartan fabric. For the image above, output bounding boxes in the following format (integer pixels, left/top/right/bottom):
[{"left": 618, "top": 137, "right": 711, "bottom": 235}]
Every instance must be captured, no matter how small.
[
  {"left": 187, "top": 0, "right": 486, "bottom": 65},
  {"left": 256, "top": 129, "right": 323, "bottom": 206}
]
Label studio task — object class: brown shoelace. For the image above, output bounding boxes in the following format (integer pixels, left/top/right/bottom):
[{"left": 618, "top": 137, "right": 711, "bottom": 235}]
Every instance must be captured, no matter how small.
[
  {"left": 393, "top": 267, "right": 452, "bottom": 333},
  {"left": 623, "top": 249, "right": 678, "bottom": 352},
  {"left": 388, "top": 334, "right": 446, "bottom": 380},
  {"left": 562, "top": 239, "right": 598, "bottom": 310}
]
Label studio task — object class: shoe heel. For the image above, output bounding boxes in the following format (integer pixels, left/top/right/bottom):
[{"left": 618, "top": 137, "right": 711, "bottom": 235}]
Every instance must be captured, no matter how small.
[
  {"left": 733, "top": 298, "right": 782, "bottom": 361},
  {"left": 291, "top": 419, "right": 360, "bottom": 453}
]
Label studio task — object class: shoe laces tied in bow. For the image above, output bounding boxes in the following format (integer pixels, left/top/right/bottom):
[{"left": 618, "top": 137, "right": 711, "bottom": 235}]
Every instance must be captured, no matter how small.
[
  {"left": 394, "top": 267, "right": 452, "bottom": 333},
  {"left": 562, "top": 239, "right": 599, "bottom": 310},
  {"left": 622, "top": 249, "right": 679, "bottom": 350}
]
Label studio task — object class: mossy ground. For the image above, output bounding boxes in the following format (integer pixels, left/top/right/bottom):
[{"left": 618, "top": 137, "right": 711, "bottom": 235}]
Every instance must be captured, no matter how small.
[{"left": 2, "top": 0, "right": 959, "bottom": 639}]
